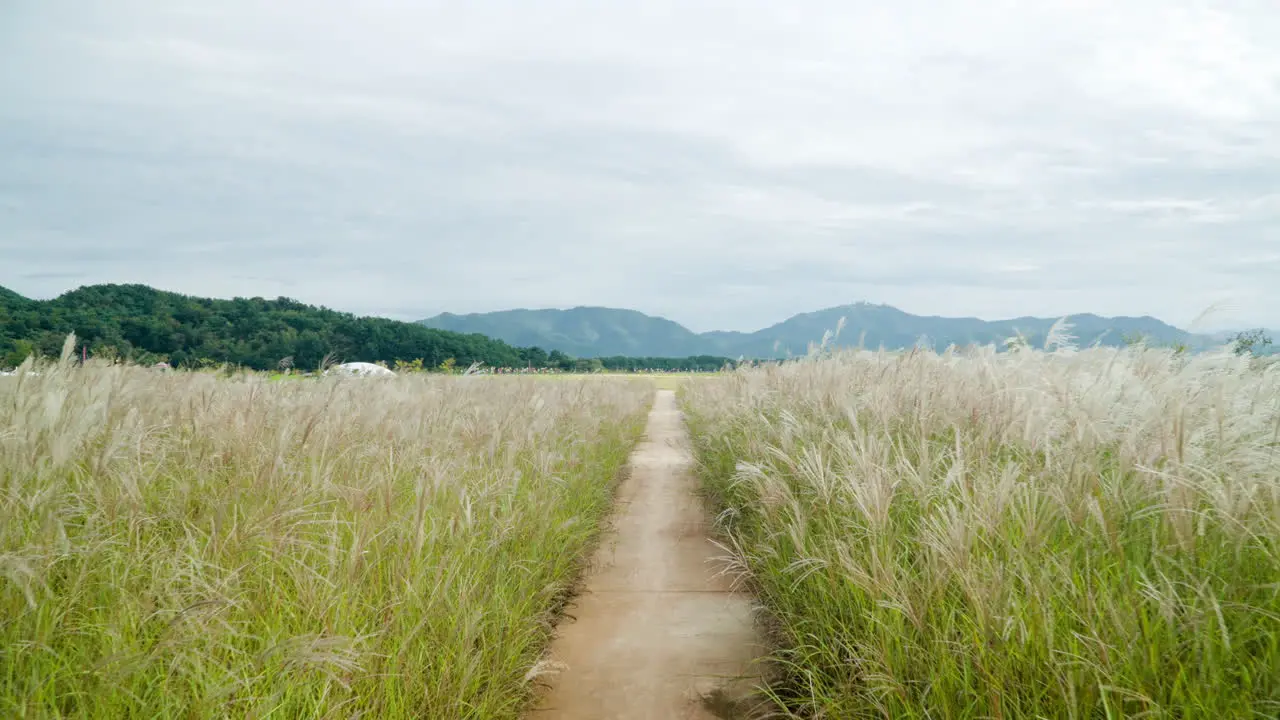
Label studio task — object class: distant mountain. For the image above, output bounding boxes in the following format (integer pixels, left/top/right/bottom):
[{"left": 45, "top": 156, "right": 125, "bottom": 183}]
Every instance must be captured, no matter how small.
[
  {"left": 421, "top": 302, "right": 1212, "bottom": 358},
  {"left": 422, "top": 307, "right": 708, "bottom": 358},
  {"left": 736, "top": 304, "right": 1199, "bottom": 358}
]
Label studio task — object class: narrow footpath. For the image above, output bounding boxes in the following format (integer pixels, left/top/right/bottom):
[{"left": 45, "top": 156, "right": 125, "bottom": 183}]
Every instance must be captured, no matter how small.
[{"left": 531, "top": 390, "right": 765, "bottom": 720}]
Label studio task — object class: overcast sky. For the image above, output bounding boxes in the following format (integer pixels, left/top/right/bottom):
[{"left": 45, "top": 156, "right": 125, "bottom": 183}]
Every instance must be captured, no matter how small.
[{"left": 2, "top": 0, "right": 1277, "bottom": 332}]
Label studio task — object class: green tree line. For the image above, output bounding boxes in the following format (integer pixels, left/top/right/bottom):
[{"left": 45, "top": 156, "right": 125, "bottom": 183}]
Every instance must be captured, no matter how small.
[{"left": 593, "top": 355, "right": 735, "bottom": 372}]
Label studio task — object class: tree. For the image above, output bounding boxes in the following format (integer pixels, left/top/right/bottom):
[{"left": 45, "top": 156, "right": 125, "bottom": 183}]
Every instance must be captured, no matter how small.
[
  {"left": 520, "top": 345, "right": 549, "bottom": 368},
  {"left": 548, "top": 350, "right": 575, "bottom": 371},
  {"left": 1231, "top": 329, "right": 1273, "bottom": 356},
  {"left": 394, "top": 358, "right": 425, "bottom": 373},
  {"left": 1, "top": 339, "right": 33, "bottom": 368}
]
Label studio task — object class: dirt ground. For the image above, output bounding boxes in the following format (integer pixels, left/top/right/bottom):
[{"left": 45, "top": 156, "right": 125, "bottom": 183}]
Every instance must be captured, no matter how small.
[{"left": 530, "top": 390, "right": 766, "bottom": 720}]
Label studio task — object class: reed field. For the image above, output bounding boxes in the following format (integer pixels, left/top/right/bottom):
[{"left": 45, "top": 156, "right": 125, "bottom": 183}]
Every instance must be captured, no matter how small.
[
  {"left": 0, "top": 341, "right": 651, "bottom": 719},
  {"left": 683, "top": 342, "right": 1280, "bottom": 718}
]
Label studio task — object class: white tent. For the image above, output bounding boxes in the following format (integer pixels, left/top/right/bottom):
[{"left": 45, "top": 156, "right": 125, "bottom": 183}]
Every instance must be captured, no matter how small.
[{"left": 326, "top": 362, "right": 395, "bottom": 377}]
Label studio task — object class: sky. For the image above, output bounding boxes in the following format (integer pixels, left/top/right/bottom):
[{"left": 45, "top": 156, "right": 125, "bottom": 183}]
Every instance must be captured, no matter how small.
[{"left": 1, "top": 0, "right": 1278, "bottom": 333}]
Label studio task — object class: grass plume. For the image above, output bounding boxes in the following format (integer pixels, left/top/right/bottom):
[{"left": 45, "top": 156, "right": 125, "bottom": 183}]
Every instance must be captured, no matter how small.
[
  {"left": 0, "top": 352, "right": 650, "bottom": 718},
  {"left": 682, "top": 344, "right": 1280, "bottom": 718}
]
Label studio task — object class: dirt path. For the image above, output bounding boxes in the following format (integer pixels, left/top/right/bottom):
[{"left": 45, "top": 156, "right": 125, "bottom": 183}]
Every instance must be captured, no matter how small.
[{"left": 531, "top": 390, "right": 765, "bottom": 720}]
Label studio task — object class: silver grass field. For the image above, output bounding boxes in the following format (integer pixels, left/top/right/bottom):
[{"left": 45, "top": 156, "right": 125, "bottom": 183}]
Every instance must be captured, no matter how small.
[
  {"left": 0, "top": 342, "right": 650, "bottom": 718},
  {"left": 682, "top": 341, "right": 1280, "bottom": 718}
]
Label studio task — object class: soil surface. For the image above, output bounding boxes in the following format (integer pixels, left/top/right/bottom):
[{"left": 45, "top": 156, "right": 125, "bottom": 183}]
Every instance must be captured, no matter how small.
[{"left": 530, "top": 390, "right": 766, "bottom": 720}]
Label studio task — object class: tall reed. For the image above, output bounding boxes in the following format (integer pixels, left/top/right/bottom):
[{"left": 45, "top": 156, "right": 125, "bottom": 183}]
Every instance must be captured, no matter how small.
[
  {"left": 1, "top": 344, "right": 650, "bottom": 718},
  {"left": 683, "top": 344, "right": 1280, "bottom": 718}
]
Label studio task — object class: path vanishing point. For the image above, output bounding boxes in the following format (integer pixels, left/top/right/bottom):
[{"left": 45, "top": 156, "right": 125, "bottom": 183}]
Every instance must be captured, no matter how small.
[{"left": 532, "top": 390, "right": 766, "bottom": 720}]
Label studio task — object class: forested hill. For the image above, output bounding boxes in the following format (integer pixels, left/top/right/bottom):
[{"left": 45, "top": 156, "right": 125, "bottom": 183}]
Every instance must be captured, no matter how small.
[{"left": 0, "top": 284, "right": 553, "bottom": 371}]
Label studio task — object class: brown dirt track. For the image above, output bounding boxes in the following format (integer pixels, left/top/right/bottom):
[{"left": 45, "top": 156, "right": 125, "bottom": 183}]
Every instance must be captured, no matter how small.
[{"left": 531, "top": 390, "right": 766, "bottom": 720}]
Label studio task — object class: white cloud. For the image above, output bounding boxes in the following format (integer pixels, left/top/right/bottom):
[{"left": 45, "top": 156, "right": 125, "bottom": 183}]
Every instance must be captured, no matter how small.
[{"left": 1, "top": 0, "right": 1278, "bottom": 332}]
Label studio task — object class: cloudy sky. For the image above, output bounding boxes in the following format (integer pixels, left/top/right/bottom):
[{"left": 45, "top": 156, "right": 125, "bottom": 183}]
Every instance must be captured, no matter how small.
[{"left": 2, "top": 0, "right": 1277, "bottom": 332}]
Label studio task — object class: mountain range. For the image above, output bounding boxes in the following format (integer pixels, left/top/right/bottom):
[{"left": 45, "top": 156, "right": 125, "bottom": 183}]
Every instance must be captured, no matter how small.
[
  {"left": 421, "top": 303, "right": 1235, "bottom": 358},
  {"left": 3, "top": 282, "right": 1264, "bottom": 368},
  {"left": 0, "top": 283, "right": 738, "bottom": 371}
]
